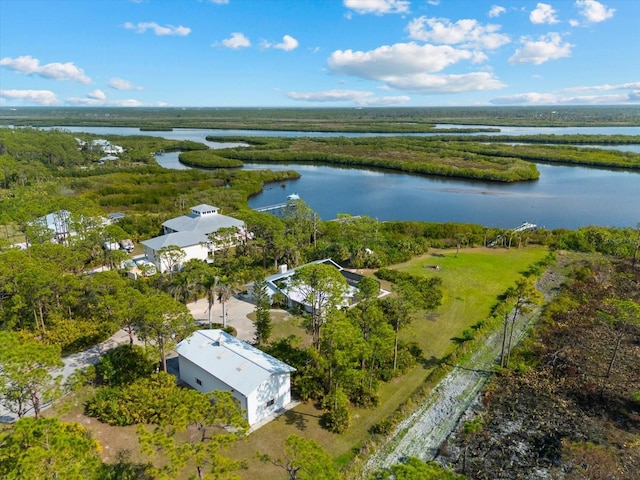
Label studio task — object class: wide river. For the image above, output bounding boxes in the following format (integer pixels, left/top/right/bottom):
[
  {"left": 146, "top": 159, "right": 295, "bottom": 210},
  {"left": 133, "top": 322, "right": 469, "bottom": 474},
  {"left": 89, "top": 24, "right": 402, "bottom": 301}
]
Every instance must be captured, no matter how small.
[{"left": 59, "top": 126, "right": 640, "bottom": 230}]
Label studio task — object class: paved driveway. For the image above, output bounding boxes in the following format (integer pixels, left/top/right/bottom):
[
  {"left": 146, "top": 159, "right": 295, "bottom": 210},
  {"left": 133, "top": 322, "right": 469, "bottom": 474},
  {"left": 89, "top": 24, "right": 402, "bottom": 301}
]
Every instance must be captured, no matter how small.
[
  {"left": 0, "top": 295, "right": 257, "bottom": 423},
  {"left": 186, "top": 294, "right": 256, "bottom": 342}
]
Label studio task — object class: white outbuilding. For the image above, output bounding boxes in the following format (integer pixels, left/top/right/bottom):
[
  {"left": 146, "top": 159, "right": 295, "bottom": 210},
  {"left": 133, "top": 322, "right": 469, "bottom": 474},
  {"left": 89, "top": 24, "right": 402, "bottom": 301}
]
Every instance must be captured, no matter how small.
[{"left": 176, "top": 329, "right": 296, "bottom": 428}]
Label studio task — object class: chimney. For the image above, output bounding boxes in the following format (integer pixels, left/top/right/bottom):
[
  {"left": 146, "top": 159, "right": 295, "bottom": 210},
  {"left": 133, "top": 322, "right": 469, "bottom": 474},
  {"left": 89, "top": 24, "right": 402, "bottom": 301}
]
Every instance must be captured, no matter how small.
[{"left": 279, "top": 264, "right": 288, "bottom": 274}]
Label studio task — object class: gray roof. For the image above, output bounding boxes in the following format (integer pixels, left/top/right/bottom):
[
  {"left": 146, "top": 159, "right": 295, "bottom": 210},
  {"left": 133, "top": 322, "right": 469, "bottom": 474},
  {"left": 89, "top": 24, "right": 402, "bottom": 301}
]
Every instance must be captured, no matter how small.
[
  {"left": 141, "top": 231, "right": 208, "bottom": 250},
  {"left": 162, "top": 205, "right": 244, "bottom": 235},
  {"left": 176, "top": 330, "right": 295, "bottom": 396}
]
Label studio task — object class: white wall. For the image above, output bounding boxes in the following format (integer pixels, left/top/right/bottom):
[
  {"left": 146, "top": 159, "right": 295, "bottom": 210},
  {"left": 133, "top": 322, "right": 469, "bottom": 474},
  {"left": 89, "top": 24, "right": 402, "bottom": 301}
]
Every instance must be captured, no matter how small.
[
  {"left": 143, "top": 243, "right": 210, "bottom": 273},
  {"left": 247, "top": 373, "right": 292, "bottom": 426},
  {"left": 178, "top": 356, "right": 291, "bottom": 427},
  {"left": 177, "top": 356, "right": 248, "bottom": 416}
]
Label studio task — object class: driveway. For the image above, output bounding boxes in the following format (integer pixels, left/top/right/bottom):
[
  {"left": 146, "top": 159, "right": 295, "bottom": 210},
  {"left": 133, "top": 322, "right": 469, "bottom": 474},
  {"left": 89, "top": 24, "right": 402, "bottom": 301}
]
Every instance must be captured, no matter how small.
[
  {"left": 1, "top": 296, "right": 257, "bottom": 423},
  {"left": 186, "top": 294, "right": 256, "bottom": 342}
]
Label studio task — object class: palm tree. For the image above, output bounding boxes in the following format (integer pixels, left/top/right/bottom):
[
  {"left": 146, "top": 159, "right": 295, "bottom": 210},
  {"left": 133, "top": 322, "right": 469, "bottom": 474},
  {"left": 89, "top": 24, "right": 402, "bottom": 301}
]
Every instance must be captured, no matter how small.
[
  {"left": 201, "top": 272, "right": 219, "bottom": 329},
  {"left": 168, "top": 273, "right": 199, "bottom": 305},
  {"left": 216, "top": 280, "right": 235, "bottom": 329}
]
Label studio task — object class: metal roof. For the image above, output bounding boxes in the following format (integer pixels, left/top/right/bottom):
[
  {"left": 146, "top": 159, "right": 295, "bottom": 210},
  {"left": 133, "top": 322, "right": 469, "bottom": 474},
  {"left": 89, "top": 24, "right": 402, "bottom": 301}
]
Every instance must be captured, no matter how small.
[
  {"left": 176, "top": 330, "right": 295, "bottom": 397},
  {"left": 162, "top": 205, "right": 244, "bottom": 235},
  {"left": 140, "top": 231, "right": 209, "bottom": 250}
]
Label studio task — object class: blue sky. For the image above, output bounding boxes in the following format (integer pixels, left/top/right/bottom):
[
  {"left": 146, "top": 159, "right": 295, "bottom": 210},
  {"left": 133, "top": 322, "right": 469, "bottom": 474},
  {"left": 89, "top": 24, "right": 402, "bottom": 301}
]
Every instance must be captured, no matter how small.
[{"left": 1, "top": 0, "right": 638, "bottom": 108}]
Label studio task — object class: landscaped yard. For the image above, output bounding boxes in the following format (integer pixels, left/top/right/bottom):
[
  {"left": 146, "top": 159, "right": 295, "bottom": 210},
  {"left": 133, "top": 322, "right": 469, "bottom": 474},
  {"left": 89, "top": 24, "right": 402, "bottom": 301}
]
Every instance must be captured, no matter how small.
[
  {"left": 46, "top": 245, "right": 549, "bottom": 479},
  {"left": 226, "top": 245, "right": 550, "bottom": 479}
]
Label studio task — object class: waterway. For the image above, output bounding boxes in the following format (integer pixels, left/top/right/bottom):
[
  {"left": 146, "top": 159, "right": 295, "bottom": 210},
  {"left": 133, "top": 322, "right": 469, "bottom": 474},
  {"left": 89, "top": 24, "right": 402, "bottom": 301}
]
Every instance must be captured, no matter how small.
[{"left": 57, "top": 126, "right": 640, "bottom": 230}]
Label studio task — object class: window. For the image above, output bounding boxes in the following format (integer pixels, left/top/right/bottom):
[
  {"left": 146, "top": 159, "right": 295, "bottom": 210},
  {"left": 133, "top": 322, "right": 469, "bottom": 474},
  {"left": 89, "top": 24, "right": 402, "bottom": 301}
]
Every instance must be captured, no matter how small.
[
  {"left": 266, "top": 398, "right": 275, "bottom": 408},
  {"left": 195, "top": 378, "right": 202, "bottom": 386}
]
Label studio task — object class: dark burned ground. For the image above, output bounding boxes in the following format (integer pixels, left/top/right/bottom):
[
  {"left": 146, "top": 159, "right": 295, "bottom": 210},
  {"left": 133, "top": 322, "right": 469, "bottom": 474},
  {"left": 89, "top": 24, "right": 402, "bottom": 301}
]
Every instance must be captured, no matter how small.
[{"left": 440, "top": 254, "right": 640, "bottom": 479}]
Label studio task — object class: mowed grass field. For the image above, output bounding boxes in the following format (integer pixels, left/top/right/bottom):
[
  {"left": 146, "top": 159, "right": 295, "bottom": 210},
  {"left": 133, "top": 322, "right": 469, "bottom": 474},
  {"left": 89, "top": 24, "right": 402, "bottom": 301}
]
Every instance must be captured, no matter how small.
[{"left": 227, "top": 245, "right": 550, "bottom": 479}]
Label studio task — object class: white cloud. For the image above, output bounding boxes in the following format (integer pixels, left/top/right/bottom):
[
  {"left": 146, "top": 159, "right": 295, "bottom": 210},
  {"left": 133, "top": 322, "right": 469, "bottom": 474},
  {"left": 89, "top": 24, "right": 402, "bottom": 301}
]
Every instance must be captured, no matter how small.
[
  {"left": 66, "top": 93, "right": 144, "bottom": 107},
  {"left": 575, "top": 0, "right": 615, "bottom": 23},
  {"left": 328, "top": 42, "right": 477, "bottom": 78},
  {"left": 0, "top": 55, "right": 91, "bottom": 83},
  {"left": 508, "top": 33, "right": 573, "bottom": 65},
  {"left": 488, "top": 5, "right": 506, "bottom": 18},
  {"left": 220, "top": 32, "right": 251, "bottom": 49},
  {"left": 407, "top": 17, "right": 510, "bottom": 50},
  {"left": 327, "top": 42, "right": 505, "bottom": 94},
  {"left": 109, "top": 77, "right": 142, "bottom": 90},
  {"left": 87, "top": 89, "right": 106, "bottom": 100},
  {"left": 491, "top": 91, "right": 640, "bottom": 105},
  {"left": 262, "top": 35, "right": 299, "bottom": 51},
  {"left": 124, "top": 21, "right": 190, "bottom": 36},
  {"left": 382, "top": 72, "right": 506, "bottom": 93},
  {"left": 343, "top": 0, "right": 410, "bottom": 15},
  {"left": 564, "top": 82, "right": 640, "bottom": 92},
  {"left": 286, "top": 89, "right": 410, "bottom": 106},
  {"left": 208, "top": 0, "right": 229, "bottom": 3},
  {"left": 0, "top": 89, "right": 59, "bottom": 105},
  {"left": 530, "top": 3, "right": 559, "bottom": 24},
  {"left": 427, "top": 0, "right": 440, "bottom": 5}
]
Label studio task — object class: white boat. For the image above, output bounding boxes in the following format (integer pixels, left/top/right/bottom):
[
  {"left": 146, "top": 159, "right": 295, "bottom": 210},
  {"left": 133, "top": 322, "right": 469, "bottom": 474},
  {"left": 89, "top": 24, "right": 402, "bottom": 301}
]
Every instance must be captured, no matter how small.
[{"left": 287, "top": 193, "right": 300, "bottom": 201}]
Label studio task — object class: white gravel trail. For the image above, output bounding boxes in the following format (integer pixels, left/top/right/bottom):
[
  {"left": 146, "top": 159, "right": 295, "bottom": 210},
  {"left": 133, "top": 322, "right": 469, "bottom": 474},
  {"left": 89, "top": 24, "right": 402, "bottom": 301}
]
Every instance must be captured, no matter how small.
[{"left": 362, "top": 309, "right": 534, "bottom": 476}]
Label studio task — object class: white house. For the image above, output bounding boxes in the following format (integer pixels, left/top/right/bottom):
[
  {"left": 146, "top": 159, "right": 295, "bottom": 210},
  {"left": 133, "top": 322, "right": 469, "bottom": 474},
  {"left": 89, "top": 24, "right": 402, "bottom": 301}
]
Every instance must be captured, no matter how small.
[
  {"left": 162, "top": 204, "right": 245, "bottom": 237},
  {"left": 246, "top": 258, "right": 371, "bottom": 311},
  {"left": 176, "top": 329, "right": 296, "bottom": 428},
  {"left": 140, "top": 204, "right": 246, "bottom": 273},
  {"left": 31, "top": 210, "right": 116, "bottom": 245},
  {"left": 140, "top": 231, "right": 211, "bottom": 273}
]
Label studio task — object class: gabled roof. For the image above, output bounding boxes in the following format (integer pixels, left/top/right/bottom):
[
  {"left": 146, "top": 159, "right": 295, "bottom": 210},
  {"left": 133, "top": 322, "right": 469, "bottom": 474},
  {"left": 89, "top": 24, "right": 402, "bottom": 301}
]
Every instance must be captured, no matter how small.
[
  {"left": 176, "top": 330, "right": 295, "bottom": 396},
  {"left": 141, "top": 231, "right": 208, "bottom": 250}
]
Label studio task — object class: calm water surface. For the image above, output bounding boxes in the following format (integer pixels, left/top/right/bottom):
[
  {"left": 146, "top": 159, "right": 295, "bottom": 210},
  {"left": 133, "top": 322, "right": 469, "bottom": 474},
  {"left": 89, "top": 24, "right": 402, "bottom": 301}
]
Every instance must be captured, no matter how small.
[{"left": 58, "top": 126, "right": 640, "bottom": 230}]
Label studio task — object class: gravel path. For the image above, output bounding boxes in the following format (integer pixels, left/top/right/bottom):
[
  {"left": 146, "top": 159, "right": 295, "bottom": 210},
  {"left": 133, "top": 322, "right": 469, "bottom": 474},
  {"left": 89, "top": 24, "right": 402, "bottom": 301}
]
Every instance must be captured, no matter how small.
[{"left": 362, "top": 305, "right": 536, "bottom": 475}]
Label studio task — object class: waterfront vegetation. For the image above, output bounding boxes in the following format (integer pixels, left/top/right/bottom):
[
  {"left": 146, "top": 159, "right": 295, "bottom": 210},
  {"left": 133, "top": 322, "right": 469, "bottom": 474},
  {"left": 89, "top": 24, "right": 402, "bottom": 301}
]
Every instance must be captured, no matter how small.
[
  {"left": 0, "top": 110, "right": 639, "bottom": 479},
  {"left": 188, "top": 135, "right": 640, "bottom": 180}
]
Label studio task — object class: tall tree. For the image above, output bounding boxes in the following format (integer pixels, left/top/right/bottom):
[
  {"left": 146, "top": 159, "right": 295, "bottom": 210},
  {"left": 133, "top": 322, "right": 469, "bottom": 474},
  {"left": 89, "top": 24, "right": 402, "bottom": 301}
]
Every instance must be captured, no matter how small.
[
  {"left": 201, "top": 270, "right": 220, "bottom": 329},
  {"left": 383, "top": 275, "right": 442, "bottom": 370},
  {"left": 253, "top": 277, "right": 272, "bottom": 346},
  {"left": 257, "top": 434, "right": 340, "bottom": 480},
  {"left": 602, "top": 299, "right": 640, "bottom": 379},
  {"left": 499, "top": 277, "right": 540, "bottom": 368},
  {"left": 216, "top": 277, "right": 237, "bottom": 329},
  {"left": 136, "top": 293, "right": 195, "bottom": 372},
  {"left": 208, "top": 226, "right": 239, "bottom": 266},
  {"left": 291, "top": 263, "right": 348, "bottom": 351},
  {"left": 138, "top": 390, "right": 247, "bottom": 480},
  {"left": 0, "top": 417, "right": 103, "bottom": 480},
  {"left": 0, "top": 332, "right": 63, "bottom": 419},
  {"left": 156, "top": 245, "right": 186, "bottom": 274},
  {"left": 102, "top": 286, "right": 146, "bottom": 349},
  {"left": 168, "top": 271, "right": 200, "bottom": 304}
]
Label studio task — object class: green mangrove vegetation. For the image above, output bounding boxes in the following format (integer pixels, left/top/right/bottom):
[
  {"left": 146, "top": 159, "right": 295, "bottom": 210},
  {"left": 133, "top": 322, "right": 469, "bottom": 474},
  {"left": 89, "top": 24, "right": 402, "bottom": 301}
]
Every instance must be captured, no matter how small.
[{"left": 202, "top": 136, "right": 541, "bottom": 182}]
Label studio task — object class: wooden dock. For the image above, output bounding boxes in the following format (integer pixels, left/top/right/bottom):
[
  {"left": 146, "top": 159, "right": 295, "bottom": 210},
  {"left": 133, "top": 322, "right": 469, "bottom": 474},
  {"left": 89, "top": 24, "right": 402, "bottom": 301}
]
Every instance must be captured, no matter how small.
[{"left": 254, "top": 202, "right": 288, "bottom": 213}]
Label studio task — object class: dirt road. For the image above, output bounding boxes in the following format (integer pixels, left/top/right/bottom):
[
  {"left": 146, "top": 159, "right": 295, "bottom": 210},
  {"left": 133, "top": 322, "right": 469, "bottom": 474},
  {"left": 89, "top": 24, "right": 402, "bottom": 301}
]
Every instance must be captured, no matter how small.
[
  {"left": 361, "top": 260, "right": 565, "bottom": 476},
  {"left": 362, "top": 304, "right": 538, "bottom": 475}
]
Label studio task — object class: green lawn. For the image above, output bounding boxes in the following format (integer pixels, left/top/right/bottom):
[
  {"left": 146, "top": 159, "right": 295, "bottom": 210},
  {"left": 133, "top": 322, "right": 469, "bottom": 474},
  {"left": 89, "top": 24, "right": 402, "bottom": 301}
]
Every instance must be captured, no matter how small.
[
  {"left": 396, "top": 246, "right": 549, "bottom": 358},
  {"left": 228, "top": 245, "right": 549, "bottom": 479}
]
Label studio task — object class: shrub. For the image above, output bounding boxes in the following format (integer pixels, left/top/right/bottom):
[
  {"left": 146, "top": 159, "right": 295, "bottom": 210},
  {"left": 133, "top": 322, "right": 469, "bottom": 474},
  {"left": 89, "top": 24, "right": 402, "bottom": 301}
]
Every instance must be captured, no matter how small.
[{"left": 96, "top": 345, "right": 155, "bottom": 387}]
